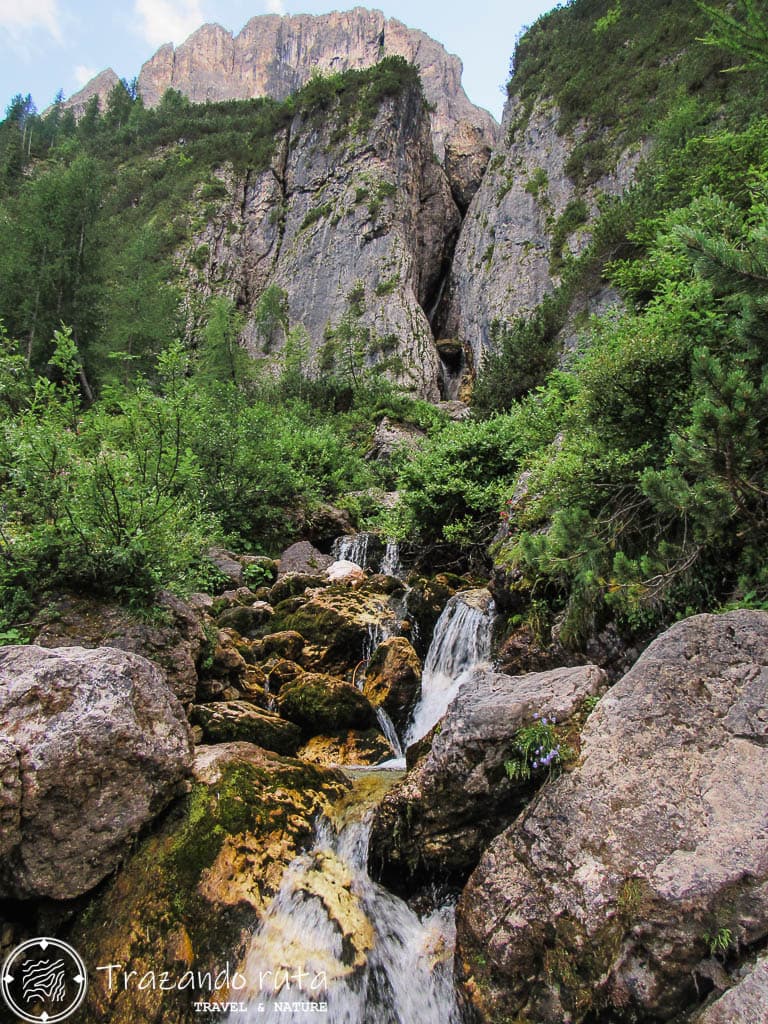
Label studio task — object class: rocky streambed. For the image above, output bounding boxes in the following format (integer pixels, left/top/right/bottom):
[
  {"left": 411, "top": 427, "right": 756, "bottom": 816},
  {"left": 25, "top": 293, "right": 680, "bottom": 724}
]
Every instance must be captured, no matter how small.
[{"left": 1, "top": 538, "right": 768, "bottom": 1024}]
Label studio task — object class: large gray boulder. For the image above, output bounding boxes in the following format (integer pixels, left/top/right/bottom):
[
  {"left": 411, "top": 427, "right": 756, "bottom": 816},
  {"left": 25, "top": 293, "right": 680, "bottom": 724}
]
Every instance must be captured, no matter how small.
[
  {"left": 370, "top": 663, "right": 604, "bottom": 885},
  {"left": 456, "top": 611, "right": 768, "bottom": 1024},
  {"left": 0, "top": 645, "right": 193, "bottom": 900}
]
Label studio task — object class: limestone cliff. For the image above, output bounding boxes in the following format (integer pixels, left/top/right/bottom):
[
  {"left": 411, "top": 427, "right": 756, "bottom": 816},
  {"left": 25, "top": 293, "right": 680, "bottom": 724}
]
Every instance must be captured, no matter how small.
[
  {"left": 442, "top": 96, "right": 643, "bottom": 369},
  {"left": 135, "top": 9, "right": 497, "bottom": 175},
  {"left": 181, "top": 77, "right": 460, "bottom": 400}
]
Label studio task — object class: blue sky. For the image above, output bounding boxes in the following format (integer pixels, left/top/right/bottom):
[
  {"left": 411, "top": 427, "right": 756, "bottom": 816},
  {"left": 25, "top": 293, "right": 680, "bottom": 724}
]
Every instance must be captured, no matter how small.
[{"left": 0, "top": 1, "right": 556, "bottom": 120}]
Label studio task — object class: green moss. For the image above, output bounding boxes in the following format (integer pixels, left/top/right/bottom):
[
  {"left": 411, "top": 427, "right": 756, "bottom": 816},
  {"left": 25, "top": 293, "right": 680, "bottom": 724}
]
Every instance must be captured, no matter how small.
[{"left": 300, "top": 201, "right": 334, "bottom": 231}]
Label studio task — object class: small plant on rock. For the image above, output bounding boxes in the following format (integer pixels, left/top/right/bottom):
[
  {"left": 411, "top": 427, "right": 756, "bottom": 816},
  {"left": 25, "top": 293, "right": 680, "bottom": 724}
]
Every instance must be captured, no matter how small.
[{"left": 505, "top": 713, "right": 573, "bottom": 782}]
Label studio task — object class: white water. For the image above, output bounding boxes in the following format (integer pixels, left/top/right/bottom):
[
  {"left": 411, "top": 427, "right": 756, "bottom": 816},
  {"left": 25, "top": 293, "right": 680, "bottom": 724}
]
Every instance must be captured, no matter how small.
[
  {"left": 379, "top": 540, "right": 403, "bottom": 578},
  {"left": 331, "top": 534, "right": 404, "bottom": 578},
  {"left": 405, "top": 592, "right": 495, "bottom": 746},
  {"left": 375, "top": 707, "right": 404, "bottom": 760},
  {"left": 229, "top": 778, "right": 462, "bottom": 1024}
]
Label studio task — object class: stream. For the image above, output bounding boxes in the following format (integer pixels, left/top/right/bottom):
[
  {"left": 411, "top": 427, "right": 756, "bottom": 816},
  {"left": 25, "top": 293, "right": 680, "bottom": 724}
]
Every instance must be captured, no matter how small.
[{"left": 227, "top": 581, "right": 495, "bottom": 1023}]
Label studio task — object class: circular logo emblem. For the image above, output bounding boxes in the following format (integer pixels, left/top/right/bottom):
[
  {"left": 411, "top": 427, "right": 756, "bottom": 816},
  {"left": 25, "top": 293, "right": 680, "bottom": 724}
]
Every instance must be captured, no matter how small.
[{"left": 1, "top": 937, "right": 87, "bottom": 1023}]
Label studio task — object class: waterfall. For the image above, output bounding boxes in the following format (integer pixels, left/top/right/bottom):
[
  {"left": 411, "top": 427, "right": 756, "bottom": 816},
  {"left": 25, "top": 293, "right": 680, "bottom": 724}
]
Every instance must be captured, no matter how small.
[
  {"left": 332, "top": 533, "right": 374, "bottom": 569},
  {"left": 405, "top": 591, "right": 495, "bottom": 746},
  {"left": 229, "top": 774, "right": 463, "bottom": 1024},
  {"left": 375, "top": 707, "right": 404, "bottom": 760},
  {"left": 379, "top": 540, "right": 403, "bottom": 578}
]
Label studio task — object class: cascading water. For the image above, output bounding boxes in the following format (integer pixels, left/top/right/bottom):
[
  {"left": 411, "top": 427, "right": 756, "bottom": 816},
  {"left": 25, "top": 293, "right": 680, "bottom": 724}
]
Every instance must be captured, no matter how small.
[
  {"left": 379, "top": 540, "right": 403, "bottom": 578},
  {"left": 374, "top": 707, "right": 404, "bottom": 760},
  {"left": 332, "top": 533, "right": 375, "bottom": 569},
  {"left": 405, "top": 591, "right": 495, "bottom": 746},
  {"left": 228, "top": 774, "right": 463, "bottom": 1024}
]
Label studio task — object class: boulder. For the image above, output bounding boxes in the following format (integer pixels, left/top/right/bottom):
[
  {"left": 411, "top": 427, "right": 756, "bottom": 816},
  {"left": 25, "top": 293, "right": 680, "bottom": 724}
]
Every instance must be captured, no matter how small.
[
  {"left": 277, "top": 541, "right": 333, "bottom": 578},
  {"left": 32, "top": 590, "right": 205, "bottom": 707},
  {"left": 268, "top": 572, "right": 327, "bottom": 605},
  {"left": 205, "top": 545, "right": 245, "bottom": 587},
  {"left": 326, "top": 559, "right": 366, "bottom": 585},
  {"left": 363, "top": 637, "right": 422, "bottom": 732},
  {"left": 265, "top": 658, "right": 303, "bottom": 692},
  {"left": 72, "top": 742, "right": 348, "bottom": 1024},
  {"left": 366, "top": 416, "right": 426, "bottom": 464},
  {"left": 0, "top": 645, "right": 192, "bottom": 900},
  {"left": 216, "top": 602, "right": 274, "bottom": 637},
  {"left": 278, "top": 673, "right": 375, "bottom": 734},
  {"left": 191, "top": 701, "right": 301, "bottom": 756},
  {"left": 692, "top": 956, "right": 768, "bottom": 1023},
  {"left": 260, "top": 630, "right": 305, "bottom": 661},
  {"left": 298, "top": 729, "right": 393, "bottom": 767},
  {"left": 456, "top": 611, "right": 768, "bottom": 1024},
  {"left": 371, "top": 664, "right": 604, "bottom": 888}
]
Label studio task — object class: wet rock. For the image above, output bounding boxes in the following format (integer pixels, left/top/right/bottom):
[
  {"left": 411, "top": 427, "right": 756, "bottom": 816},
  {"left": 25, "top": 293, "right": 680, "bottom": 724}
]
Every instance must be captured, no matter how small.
[
  {"left": 216, "top": 601, "right": 274, "bottom": 638},
  {"left": 457, "top": 611, "right": 768, "bottom": 1024},
  {"left": 72, "top": 742, "right": 348, "bottom": 1024},
  {"left": 404, "top": 575, "right": 460, "bottom": 655},
  {"left": 32, "top": 590, "right": 205, "bottom": 708},
  {"left": 265, "top": 658, "right": 303, "bottom": 692},
  {"left": 371, "top": 663, "right": 604, "bottom": 888},
  {"left": 191, "top": 701, "right": 301, "bottom": 756},
  {"left": 298, "top": 729, "right": 393, "bottom": 767},
  {"left": 0, "top": 645, "right": 192, "bottom": 900},
  {"left": 277, "top": 541, "right": 333, "bottom": 578},
  {"left": 363, "top": 637, "right": 422, "bottom": 733},
  {"left": 274, "top": 586, "right": 398, "bottom": 672},
  {"left": 278, "top": 673, "right": 376, "bottom": 735}
]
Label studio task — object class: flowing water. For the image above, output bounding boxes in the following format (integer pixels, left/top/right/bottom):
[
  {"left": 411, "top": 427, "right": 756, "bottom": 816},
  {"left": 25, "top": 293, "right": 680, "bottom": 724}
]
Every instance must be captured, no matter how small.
[
  {"left": 229, "top": 773, "right": 463, "bottom": 1024},
  {"left": 405, "top": 591, "right": 495, "bottom": 746},
  {"left": 331, "top": 534, "right": 404, "bottom": 579}
]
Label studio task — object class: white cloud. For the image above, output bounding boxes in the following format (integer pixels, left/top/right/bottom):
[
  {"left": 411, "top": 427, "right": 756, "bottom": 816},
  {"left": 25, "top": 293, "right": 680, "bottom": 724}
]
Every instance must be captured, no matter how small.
[
  {"left": 133, "top": 0, "right": 205, "bottom": 48},
  {"left": 73, "top": 64, "right": 97, "bottom": 88},
  {"left": 0, "top": 0, "right": 62, "bottom": 41},
  {"left": 265, "top": 0, "right": 286, "bottom": 13}
]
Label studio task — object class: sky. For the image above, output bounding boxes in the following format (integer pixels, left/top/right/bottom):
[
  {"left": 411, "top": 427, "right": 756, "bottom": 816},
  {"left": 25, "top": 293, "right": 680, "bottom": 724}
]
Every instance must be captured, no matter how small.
[{"left": 0, "top": 0, "right": 556, "bottom": 121}]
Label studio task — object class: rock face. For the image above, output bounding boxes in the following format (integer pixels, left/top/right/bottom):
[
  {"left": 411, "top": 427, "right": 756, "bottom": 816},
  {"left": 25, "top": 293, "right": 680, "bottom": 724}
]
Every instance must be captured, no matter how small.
[
  {"left": 443, "top": 97, "right": 641, "bottom": 368},
  {"left": 371, "top": 663, "right": 604, "bottom": 887},
  {"left": 61, "top": 68, "right": 120, "bottom": 118},
  {"left": 134, "top": 10, "right": 497, "bottom": 165},
  {"left": 0, "top": 645, "right": 193, "bottom": 900},
  {"left": 456, "top": 611, "right": 768, "bottom": 1024},
  {"left": 185, "top": 80, "right": 459, "bottom": 398}
]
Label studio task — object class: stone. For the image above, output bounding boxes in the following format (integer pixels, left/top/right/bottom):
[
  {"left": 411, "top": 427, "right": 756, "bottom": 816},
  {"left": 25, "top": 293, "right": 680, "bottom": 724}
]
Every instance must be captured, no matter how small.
[
  {"left": 456, "top": 611, "right": 768, "bottom": 1024},
  {"left": 298, "top": 729, "right": 394, "bottom": 767},
  {"left": 363, "top": 637, "right": 422, "bottom": 733},
  {"left": 277, "top": 541, "right": 333, "bottom": 578},
  {"left": 71, "top": 742, "right": 348, "bottom": 1024},
  {"left": 205, "top": 545, "right": 245, "bottom": 587},
  {"left": 268, "top": 572, "right": 327, "bottom": 605},
  {"left": 444, "top": 120, "right": 495, "bottom": 211},
  {"left": 32, "top": 590, "right": 205, "bottom": 708},
  {"left": 191, "top": 701, "right": 301, "bottom": 756},
  {"left": 0, "top": 645, "right": 192, "bottom": 900},
  {"left": 261, "top": 630, "right": 305, "bottom": 662},
  {"left": 366, "top": 416, "right": 427, "bottom": 464},
  {"left": 692, "top": 956, "right": 768, "bottom": 1023},
  {"left": 265, "top": 658, "right": 303, "bottom": 692},
  {"left": 278, "top": 673, "right": 376, "bottom": 735},
  {"left": 371, "top": 663, "right": 604, "bottom": 888},
  {"left": 216, "top": 602, "right": 274, "bottom": 637},
  {"left": 326, "top": 559, "right": 366, "bottom": 585}
]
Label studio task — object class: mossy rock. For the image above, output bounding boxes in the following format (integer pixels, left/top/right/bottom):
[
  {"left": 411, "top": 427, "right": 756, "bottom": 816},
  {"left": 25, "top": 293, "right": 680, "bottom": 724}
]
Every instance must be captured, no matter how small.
[
  {"left": 216, "top": 603, "right": 274, "bottom": 638},
  {"left": 261, "top": 630, "right": 305, "bottom": 661},
  {"left": 268, "top": 573, "right": 327, "bottom": 606},
  {"left": 278, "top": 673, "right": 375, "bottom": 734},
  {"left": 72, "top": 743, "right": 348, "bottom": 1024},
  {"left": 363, "top": 636, "right": 422, "bottom": 732},
  {"left": 191, "top": 701, "right": 302, "bottom": 756},
  {"left": 266, "top": 658, "right": 303, "bottom": 692}
]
